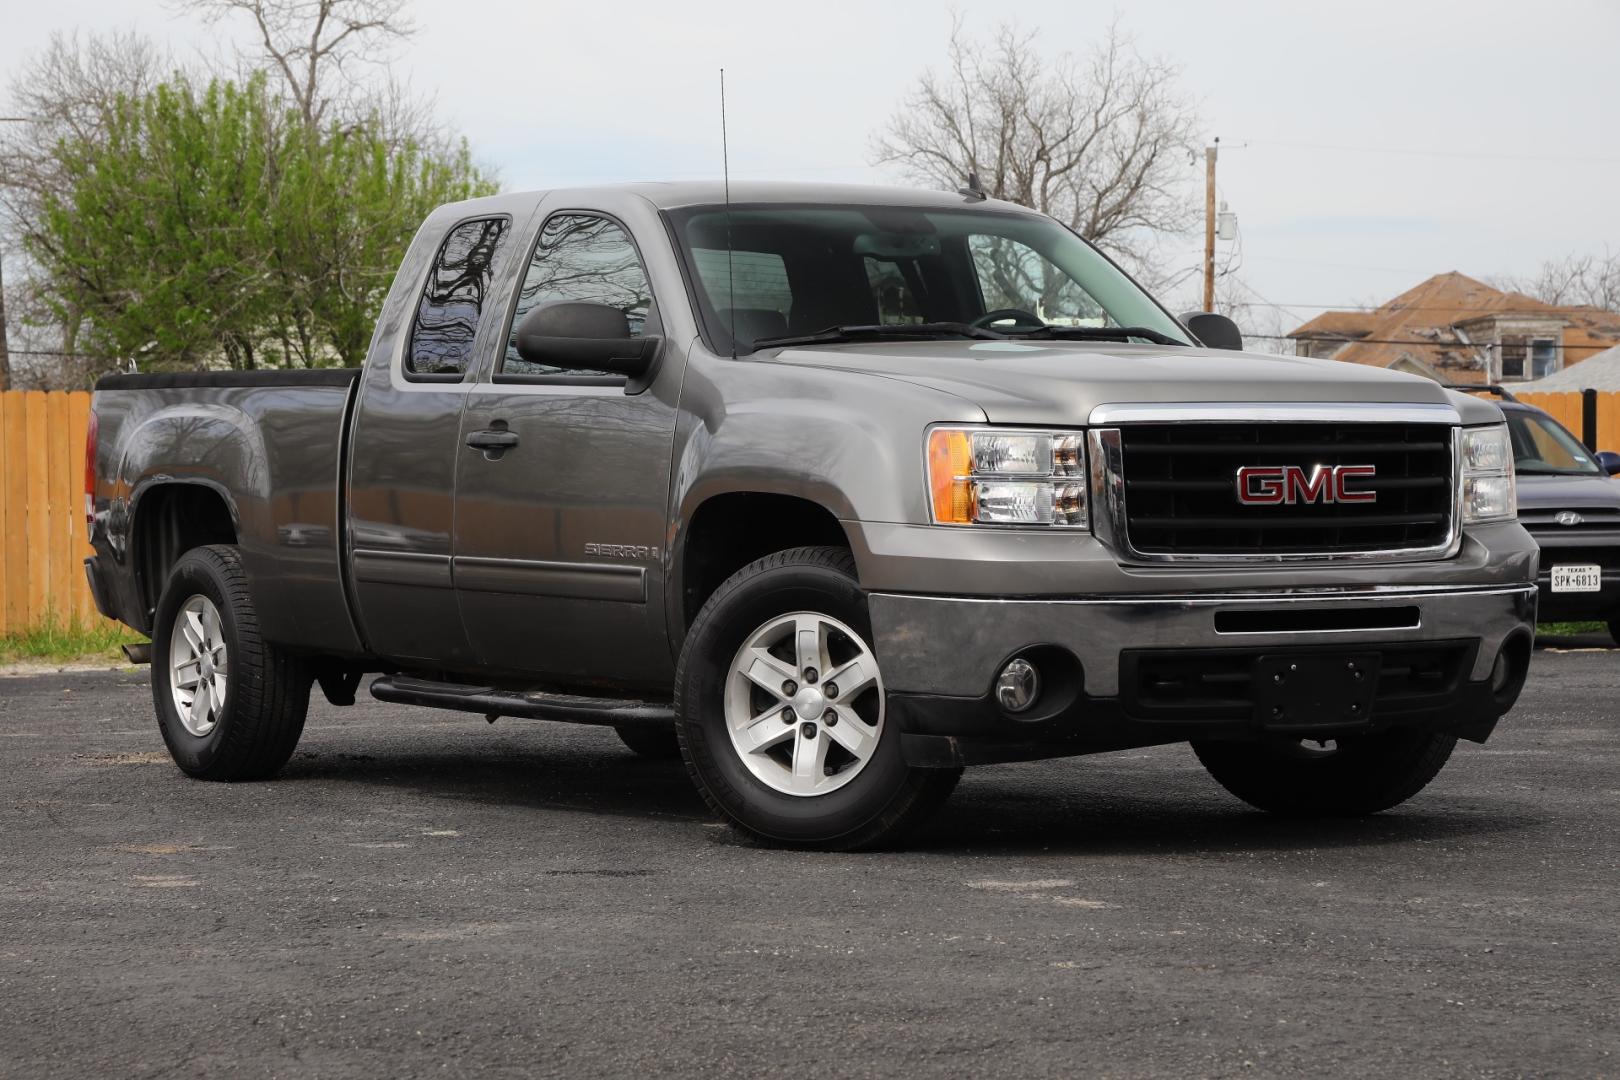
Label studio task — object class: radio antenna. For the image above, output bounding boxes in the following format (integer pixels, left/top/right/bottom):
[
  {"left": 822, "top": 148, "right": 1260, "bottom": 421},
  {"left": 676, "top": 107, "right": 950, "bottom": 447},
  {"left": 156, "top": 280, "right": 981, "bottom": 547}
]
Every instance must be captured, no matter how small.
[{"left": 721, "top": 67, "right": 737, "bottom": 359}]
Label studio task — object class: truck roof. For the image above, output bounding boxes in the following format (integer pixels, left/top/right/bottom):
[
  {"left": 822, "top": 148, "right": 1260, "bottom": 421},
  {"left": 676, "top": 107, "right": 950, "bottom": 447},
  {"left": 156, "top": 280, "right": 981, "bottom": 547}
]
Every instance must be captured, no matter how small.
[{"left": 432, "top": 181, "right": 1032, "bottom": 221}]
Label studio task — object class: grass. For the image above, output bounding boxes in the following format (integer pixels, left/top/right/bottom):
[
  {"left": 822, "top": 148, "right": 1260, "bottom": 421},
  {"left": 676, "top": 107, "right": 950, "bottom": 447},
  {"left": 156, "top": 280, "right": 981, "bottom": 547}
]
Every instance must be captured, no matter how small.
[
  {"left": 1538, "top": 621, "right": 1610, "bottom": 637},
  {"left": 0, "top": 617, "right": 148, "bottom": 666}
]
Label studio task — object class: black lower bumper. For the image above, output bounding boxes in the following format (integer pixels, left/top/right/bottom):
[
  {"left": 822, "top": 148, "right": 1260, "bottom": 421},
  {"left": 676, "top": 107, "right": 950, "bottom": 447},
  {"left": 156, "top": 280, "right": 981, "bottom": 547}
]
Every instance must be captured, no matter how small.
[{"left": 893, "top": 637, "right": 1530, "bottom": 769}]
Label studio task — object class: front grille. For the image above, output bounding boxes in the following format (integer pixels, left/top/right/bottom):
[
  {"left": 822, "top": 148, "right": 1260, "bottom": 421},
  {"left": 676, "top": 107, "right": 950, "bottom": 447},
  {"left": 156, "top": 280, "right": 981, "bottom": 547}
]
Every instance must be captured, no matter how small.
[
  {"left": 1118, "top": 422, "right": 1454, "bottom": 556},
  {"left": 1120, "top": 641, "right": 1473, "bottom": 721}
]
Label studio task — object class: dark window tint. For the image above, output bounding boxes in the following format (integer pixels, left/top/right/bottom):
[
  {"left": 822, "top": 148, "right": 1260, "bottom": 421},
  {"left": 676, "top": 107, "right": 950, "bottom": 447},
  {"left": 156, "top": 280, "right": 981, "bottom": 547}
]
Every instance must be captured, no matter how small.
[
  {"left": 408, "top": 217, "right": 509, "bottom": 377},
  {"left": 504, "top": 214, "right": 654, "bottom": 377}
]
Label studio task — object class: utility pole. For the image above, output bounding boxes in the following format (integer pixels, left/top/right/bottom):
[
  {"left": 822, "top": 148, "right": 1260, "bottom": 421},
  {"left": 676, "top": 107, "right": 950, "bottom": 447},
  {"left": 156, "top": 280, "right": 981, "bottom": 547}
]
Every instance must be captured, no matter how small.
[{"left": 1203, "top": 136, "right": 1219, "bottom": 313}]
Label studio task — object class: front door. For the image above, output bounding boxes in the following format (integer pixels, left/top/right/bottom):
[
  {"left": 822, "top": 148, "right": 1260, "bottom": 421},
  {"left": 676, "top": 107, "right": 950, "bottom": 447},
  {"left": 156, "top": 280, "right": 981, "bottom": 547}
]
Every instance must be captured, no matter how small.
[{"left": 453, "top": 211, "right": 681, "bottom": 687}]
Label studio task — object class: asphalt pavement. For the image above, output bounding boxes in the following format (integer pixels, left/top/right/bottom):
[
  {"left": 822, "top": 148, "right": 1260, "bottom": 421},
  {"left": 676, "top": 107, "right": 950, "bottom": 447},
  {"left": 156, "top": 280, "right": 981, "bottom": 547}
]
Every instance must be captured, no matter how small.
[{"left": 2, "top": 646, "right": 1617, "bottom": 1079}]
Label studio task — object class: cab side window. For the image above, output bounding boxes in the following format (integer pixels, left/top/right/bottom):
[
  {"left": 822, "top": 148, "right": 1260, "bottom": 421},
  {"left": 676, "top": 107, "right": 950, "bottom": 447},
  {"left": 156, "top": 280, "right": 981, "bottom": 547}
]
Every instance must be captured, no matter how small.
[
  {"left": 407, "top": 217, "right": 510, "bottom": 378},
  {"left": 504, "top": 214, "right": 654, "bottom": 377}
]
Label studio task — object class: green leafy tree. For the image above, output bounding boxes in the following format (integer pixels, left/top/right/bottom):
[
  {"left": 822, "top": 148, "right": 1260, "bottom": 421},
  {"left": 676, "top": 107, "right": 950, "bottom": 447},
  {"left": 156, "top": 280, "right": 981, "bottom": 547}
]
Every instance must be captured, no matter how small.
[{"left": 27, "top": 71, "right": 493, "bottom": 374}]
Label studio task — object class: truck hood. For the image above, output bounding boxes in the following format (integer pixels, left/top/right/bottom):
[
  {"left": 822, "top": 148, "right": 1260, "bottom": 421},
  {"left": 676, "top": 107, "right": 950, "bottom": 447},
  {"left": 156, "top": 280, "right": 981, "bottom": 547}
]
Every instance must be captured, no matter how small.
[{"left": 759, "top": 339, "right": 1479, "bottom": 425}]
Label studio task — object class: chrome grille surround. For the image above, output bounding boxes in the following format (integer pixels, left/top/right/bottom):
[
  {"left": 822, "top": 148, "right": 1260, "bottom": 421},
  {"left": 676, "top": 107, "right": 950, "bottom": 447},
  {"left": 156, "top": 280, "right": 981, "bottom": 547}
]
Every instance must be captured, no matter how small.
[{"left": 1087, "top": 402, "right": 1464, "bottom": 565}]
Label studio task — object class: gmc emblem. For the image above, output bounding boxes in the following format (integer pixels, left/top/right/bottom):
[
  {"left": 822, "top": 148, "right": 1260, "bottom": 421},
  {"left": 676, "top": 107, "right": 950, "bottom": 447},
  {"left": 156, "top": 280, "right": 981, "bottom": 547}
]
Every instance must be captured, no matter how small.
[{"left": 1236, "top": 464, "right": 1377, "bottom": 505}]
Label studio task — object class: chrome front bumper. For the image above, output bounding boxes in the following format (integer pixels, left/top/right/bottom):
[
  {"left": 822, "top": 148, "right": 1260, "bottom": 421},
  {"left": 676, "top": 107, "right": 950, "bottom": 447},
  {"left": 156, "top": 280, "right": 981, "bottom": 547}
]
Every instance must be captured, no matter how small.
[{"left": 868, "top": 584, "right": 1538, "bottom": 698}]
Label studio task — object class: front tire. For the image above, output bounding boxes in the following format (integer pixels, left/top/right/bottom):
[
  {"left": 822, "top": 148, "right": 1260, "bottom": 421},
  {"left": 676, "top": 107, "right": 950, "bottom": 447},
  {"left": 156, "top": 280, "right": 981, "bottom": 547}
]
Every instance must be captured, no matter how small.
[
  {"left": 1192, "top": 729, "right": 1458, "bottom": 816},
  {"left": 674, "top": 546, "right": 959, "bottom": 850},
  {"left": 150, "top": 545, "right": 311, "bottom": 781}
]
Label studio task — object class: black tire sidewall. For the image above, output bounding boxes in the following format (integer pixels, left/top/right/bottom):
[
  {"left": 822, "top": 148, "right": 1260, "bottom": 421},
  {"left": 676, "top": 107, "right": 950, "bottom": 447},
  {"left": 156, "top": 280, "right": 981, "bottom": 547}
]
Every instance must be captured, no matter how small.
[
  {"left": 678, "top": 554, "right": 913, "bottom": 845},
  {"left": 150, "top": 550, "right": 245, "bottom": 776}
]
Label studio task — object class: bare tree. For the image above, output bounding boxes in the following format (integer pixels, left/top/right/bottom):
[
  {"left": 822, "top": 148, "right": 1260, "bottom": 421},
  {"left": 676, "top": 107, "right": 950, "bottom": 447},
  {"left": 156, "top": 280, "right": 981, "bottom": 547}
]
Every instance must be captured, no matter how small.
[
  {"left": 872, "top": 17, "right": 1199, "bottom": 273},
  {"left": 176, "top": 0, "right": 415, "bottom": 127},
  {"left": 1496, "top": 251, "right": 1620, "bottom": 312}
]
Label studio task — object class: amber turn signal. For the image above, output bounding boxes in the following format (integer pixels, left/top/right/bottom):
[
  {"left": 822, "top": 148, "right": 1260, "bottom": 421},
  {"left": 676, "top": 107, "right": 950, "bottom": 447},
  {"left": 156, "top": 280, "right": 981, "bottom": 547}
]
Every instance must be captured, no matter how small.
[{"left": 927, "top": 428, "right": 974, "bottom": 524}]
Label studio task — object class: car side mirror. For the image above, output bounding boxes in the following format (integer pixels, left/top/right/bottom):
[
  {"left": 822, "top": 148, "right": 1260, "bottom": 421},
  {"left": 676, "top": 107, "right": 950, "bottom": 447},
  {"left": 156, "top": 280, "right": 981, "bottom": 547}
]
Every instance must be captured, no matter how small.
[
  {"left": 514, "top": 301, "right": 661, "bottom": 378},
  {"left": 1180, "top": 311, "right": 1243, "bottom": 351},
  {"left": 1595, "top": 450, "right": 1620, "bottom": 476}
]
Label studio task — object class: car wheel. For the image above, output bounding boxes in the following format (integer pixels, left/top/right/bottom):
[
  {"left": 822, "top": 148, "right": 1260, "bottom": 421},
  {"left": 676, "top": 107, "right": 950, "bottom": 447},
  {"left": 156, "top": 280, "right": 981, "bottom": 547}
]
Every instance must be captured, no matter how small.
[
  {"left": 1608, "top": 618, "right": 1620, "bottom": 648},
  {"left": 150, "top": 544, "right": 312, "bottom": 781},
  {"left": 615, "top": 724, "right": 681, "bottom": 759},
  {"left": 674, "top": 546, "right": 960, "bottom": 850},
  {"left": 1192, "top": 729, "right": 1458, "bottom": 816}
]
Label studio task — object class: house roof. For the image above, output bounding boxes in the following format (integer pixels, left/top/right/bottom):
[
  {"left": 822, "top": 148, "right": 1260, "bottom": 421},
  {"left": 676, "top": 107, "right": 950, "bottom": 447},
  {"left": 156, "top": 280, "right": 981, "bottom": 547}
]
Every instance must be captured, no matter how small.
[
  {"left": 1521, "top": 344, "right": 1620, "bottom": 391},
  {"left": 1287, "top": 271, "right": 1620, "bottom": 383}
]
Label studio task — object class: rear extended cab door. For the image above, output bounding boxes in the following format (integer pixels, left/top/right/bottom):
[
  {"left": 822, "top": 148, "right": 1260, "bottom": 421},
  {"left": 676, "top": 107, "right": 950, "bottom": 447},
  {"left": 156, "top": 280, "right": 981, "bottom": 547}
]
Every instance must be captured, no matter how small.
[
  {"left": 346, "top": 200, "right": 537, "bottom": 666},
  {"left": 451, "top": 191, "right": 691, "bottom": 688}
]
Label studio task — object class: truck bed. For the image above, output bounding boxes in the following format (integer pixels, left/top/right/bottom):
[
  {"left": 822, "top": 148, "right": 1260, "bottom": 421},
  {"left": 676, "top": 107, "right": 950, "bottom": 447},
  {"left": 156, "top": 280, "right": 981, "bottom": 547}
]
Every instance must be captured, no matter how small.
[{"left": 90, "top": 369, "right": 364, "bottom": 655}]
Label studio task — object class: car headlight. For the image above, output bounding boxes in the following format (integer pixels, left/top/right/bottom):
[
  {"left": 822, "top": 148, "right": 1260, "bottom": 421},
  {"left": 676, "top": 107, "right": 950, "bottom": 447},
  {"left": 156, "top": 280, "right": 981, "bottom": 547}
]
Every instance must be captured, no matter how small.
[
  {"left": 1461, "top": 424, "right": 1516, "bottom": 525},
  {"left": 926, "top": 427, "right": 1087, "bottom": 527}
]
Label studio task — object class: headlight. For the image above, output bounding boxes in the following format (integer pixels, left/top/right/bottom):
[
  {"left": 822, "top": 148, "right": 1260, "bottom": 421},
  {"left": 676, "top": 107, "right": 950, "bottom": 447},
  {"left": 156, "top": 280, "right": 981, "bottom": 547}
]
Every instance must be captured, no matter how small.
[
  {"left": 1460, "top": 424, "right": 1516, "bottom": 525},
  {"left": 927, "top": 427, "right": 1087, "bottom": 527}
]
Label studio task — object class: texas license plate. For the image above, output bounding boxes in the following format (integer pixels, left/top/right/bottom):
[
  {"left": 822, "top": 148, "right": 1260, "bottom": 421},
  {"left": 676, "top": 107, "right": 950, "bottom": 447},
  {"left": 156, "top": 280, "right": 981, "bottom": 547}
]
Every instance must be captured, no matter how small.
[{"left": 1551, "top": 565, "right": 1602, "bottom": 593}]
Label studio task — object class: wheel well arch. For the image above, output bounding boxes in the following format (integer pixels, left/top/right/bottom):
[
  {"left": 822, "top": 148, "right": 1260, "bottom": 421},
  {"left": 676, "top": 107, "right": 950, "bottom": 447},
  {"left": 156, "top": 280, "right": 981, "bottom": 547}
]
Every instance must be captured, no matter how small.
[
  {"left": 677, "top": 492, "right": 850, "bottom": 627},
  {"left": 130, "top": 482, "right": 239, "bottom": 628}
]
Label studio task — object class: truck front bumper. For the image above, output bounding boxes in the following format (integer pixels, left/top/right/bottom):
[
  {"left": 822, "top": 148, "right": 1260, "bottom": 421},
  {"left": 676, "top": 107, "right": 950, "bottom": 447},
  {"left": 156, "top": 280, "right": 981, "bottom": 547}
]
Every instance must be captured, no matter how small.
[{"left": 867, "top": 584, "right": 1537, "bottom": 767}]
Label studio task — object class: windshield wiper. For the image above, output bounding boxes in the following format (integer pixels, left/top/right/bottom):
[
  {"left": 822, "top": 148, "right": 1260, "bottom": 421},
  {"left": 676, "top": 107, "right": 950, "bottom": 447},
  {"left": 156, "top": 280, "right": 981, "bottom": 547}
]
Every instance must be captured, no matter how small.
[
  {"left": 1006, "top": 325, "right": 1190, "bottom": 347},
  {"left": 750, "top": 322, "right": 1010, "bottom": 350}
]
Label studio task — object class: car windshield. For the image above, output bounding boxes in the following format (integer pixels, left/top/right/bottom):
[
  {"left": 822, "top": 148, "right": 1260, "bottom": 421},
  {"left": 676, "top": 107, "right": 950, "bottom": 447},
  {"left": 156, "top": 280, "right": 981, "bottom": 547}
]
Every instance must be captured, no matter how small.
[
  {"left": 1506, "top": 409, "right": 1602, "bottom": 475},
  {"left": 666, "top": 203, "right": 1193, "bottom": 354}
]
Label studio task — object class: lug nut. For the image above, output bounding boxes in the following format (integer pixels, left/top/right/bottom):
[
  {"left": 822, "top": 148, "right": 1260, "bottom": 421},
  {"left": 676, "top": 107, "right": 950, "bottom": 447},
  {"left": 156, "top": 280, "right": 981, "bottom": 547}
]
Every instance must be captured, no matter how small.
[
  {"left": 781, "top": 708, "right": 795, "bottom": 724},
  {"left": 804, "top": 667, "right": 819, "bottom": 684},
  {"left": 824, "top": 682, "right": 839, "bottom": 699},
  {"left": 800, "top": 722, "right": 817, "bottom": 740},
  {"left": 823, "top": 709, "right": 838, "bottom": 726},
  {"left": 782, "top": 680, "right": 797, "bottom": 696}
]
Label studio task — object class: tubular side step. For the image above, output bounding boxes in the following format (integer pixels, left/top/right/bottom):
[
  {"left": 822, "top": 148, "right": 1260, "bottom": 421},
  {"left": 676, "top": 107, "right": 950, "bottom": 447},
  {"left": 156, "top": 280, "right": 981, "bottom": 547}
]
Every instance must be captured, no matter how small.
[{"left": 369, "top": 675, "right": 674, "bottom": 727}]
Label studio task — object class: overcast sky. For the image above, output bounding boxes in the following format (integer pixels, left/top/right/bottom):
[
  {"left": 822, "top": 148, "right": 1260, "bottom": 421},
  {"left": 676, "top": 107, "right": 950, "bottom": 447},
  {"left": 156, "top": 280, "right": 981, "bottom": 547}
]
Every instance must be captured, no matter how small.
[{"left": 5, "top": 0, "right": 1618, "bottom": 334}]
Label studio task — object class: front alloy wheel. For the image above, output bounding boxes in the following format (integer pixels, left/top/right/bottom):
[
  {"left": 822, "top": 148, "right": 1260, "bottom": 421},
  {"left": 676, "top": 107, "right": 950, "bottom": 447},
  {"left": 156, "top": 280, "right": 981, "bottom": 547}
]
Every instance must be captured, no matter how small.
[
  {"left": 724, "top": 611, "right": 885, "bottom": 797},
  {"left": 674, "top": 546, "right": 960, "bottom": 849}
]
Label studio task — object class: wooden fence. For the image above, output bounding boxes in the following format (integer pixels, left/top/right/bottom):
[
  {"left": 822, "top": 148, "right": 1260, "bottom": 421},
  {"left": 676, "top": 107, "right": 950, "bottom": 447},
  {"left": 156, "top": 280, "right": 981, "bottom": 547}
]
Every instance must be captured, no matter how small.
[
  {"left": 1, "top": 391, "right": 98, "bottom": 635},
  {"left": 1, "top": 386, "right": 1618, "bottom": 638},
  {"left": 1515, "top": 392, "right": 1620, "bottom": 454}
]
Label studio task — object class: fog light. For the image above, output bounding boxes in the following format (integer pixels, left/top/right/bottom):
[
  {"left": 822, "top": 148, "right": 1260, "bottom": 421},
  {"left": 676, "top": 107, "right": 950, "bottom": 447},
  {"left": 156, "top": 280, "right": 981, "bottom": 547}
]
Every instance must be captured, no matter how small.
[{"left": 996, "top": 658, "right": 1041, "bottom": 714}]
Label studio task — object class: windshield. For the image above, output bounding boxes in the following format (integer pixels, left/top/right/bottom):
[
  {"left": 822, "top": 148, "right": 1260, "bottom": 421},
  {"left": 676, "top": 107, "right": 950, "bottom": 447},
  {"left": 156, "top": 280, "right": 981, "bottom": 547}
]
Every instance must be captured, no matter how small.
[
  {"left": 1506, "top": 409, "right": 1602, "bottom": 475},
  {"left": 666, "top": 203, "right": 1193, "bottom": 354}
]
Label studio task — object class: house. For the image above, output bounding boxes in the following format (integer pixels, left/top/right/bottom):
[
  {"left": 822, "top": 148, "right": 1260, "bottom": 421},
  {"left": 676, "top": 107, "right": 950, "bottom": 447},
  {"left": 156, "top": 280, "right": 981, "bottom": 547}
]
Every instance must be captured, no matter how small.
[
  {"left": 1521, "top": 343, "right": 1620, "bottom": 392},
  {"left": 1286, "top": 272, "right": 1620, "bottom": 384}
]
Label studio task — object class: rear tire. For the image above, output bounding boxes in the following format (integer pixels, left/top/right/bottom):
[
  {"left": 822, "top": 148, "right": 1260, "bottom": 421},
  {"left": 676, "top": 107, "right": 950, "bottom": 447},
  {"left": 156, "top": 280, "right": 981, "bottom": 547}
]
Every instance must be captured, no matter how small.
[
  {"left": 150, "top": 545, "right": 311, "bottom": 781},
  {"left": 674, "top": 546, "right": 959, "bottom": 850},
  {"left": 1608, "top": 618, "right": 1620, "bottom": 647},
  {"left": 615, "top": 724, "right": 681, "bottom": 759},
  {"left": 1192, "top": 729, "right": 1458, "bottom": 816}
]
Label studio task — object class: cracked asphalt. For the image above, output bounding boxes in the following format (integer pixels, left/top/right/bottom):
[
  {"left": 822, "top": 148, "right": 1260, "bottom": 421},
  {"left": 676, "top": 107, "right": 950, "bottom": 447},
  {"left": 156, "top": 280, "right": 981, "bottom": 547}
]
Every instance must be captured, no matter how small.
[{"left": 2, "top": 645, "right": 1617, "bottom": 1079}]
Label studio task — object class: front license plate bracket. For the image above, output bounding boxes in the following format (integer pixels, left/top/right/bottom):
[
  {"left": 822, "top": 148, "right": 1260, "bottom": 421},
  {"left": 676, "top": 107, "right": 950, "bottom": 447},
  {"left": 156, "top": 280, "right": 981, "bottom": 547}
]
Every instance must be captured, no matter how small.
[{"left": 1253, "top": 652, "right": 1382, "bottom": 730}]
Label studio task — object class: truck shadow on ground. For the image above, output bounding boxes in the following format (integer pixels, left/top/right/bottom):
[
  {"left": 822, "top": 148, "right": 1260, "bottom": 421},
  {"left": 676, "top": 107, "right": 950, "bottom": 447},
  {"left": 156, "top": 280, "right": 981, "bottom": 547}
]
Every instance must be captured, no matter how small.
[{"left": 278, "top": 739, "right": 1537, "bottom": 857}]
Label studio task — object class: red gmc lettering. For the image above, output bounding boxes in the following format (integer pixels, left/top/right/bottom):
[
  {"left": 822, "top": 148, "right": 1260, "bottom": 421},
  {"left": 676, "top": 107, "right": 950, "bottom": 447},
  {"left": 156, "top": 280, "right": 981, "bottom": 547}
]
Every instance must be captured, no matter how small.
[{"left": 1236, "top": 465, "right": 1377, "bottom": 506}]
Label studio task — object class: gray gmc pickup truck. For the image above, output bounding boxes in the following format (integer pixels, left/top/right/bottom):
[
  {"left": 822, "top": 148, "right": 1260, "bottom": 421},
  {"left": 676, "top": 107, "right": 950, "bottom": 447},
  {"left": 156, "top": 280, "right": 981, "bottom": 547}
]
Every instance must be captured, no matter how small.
[{"left": 86, "top": 182, "right": 1538, "bottom": 849}]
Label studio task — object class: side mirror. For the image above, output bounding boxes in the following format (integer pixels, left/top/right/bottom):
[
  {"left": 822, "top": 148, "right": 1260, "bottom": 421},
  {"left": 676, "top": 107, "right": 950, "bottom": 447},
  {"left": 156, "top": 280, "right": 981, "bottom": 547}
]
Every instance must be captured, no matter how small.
[
  {"left": 514, "top": 301, "right": 660, "bottom": 378},
  {"left": 1595, "top": 450, "right": 1620, "bottom": 476},
  {"left": 1180, "top": 311, "right": 1243, "bottom": 351}
]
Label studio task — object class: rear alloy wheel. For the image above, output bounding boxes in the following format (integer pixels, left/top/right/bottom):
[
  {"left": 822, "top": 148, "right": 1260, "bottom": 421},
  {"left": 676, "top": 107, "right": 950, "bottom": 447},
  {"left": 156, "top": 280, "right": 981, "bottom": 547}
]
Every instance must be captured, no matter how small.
[
  {"left": 151, "top": 545, "right": 311, "bottom": 781},
  {"left": 675, "top": 546, "right": 959, "bottom": 850},
  {"left": 1192, "top": 728, "right": 1458, "bottom": 816}
]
